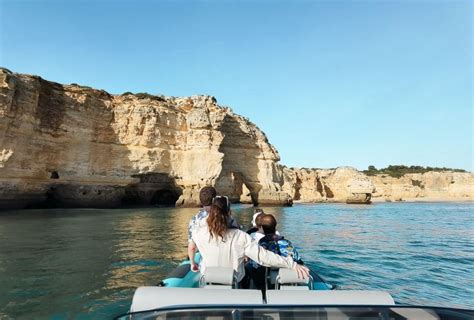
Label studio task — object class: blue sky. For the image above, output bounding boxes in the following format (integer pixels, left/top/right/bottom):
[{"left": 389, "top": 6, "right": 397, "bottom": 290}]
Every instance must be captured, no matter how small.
[{"left": 1, "top": 0, "right": 472, "bottom": 171}]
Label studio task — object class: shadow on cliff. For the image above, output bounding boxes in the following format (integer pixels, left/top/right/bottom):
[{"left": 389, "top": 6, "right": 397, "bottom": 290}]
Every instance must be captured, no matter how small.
[
  {"left": 122, "top": 173, "right": 182, "bottom": 207},
  {"left": 17, "top": 78, "right": 179, "bottom": 209},
  {"left": 214, "top": 114, "right": 262, "bottom": 205},
  {"left": 316, "top": 175, "right": 334, "bottom": 200}
]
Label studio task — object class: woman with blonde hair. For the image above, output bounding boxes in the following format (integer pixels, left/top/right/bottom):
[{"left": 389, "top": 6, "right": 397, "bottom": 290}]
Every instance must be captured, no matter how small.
[{"left": 190, "top": 196, "right": 309, "bottom": 284}]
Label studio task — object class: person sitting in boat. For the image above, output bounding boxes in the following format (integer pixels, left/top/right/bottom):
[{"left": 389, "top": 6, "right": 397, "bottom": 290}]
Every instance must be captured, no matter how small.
[
  {"left": 246, "top": 214, "right": 302, "bottom": 289},
  {"left": 190, "top": 196, "right": 309, "bottom": 285},
  {"left": 246, "top": 208, "right": 264, "bottom": 235},
  {"left": 247, "top": 209, "right": 265, "bottom": 242},
  {"left": 187, "top": 187, "right": 239, "bottom": 271},
  {"left": 247, "top": 209, "right": 281, "bottom": 243},
  {"left": 259, "top": 214, "right": 301, "bottom": 263}
]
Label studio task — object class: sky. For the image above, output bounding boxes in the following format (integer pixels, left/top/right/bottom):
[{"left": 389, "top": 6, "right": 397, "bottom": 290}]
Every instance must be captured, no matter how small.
[{"left": 0, "top": 0, "right": 472, "bottom": 171}]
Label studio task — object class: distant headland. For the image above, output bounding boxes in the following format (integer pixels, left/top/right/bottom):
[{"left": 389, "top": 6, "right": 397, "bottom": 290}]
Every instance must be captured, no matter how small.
[{"left": 0, "top": 68, "right": 472, "bottom": 209}]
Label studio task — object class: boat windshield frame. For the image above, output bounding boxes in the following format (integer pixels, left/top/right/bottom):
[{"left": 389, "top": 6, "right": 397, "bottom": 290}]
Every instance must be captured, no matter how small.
[{"left": 115, "top": 304, "right": 474, "bottom": 320}]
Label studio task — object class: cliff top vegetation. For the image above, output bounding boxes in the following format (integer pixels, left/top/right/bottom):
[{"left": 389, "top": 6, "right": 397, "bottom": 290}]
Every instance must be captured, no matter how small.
[
  {"left": 121, "top": 92, "right": 166, "bottom": 102},
  {"left": 363, "top": 165, "right": 468, "bottom": 178}
]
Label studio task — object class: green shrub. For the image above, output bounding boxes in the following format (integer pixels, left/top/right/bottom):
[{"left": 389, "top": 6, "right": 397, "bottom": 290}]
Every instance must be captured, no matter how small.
[
  {"left": 120, "top": 92, "right": 166, "bottom": 102},
  {"left": 411, "top": 179, "right": 424, "bottom": 188},
  {"left": 362, "top": 165, "right": 467, "bottom": 178},
  {"left": 135, "top": 92, "right": 165, "bottom": 102}
]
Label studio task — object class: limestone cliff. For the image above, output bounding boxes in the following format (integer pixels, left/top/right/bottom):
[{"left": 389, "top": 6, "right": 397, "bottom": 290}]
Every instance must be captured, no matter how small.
[
  {"left": 369, "top": 171, "right": 474, "bottom": 202},
  {"left": 0, "top": 68, "right": 289, "bottom": 209},
  {"left": 281, "top": 166, "right": 473, "bottom": 203},
  {"left": 0, "top": 68, "right": 472, "bottom": 209},
  {"left": 281, "top": 166, "right": 375, "bottom": 203}
]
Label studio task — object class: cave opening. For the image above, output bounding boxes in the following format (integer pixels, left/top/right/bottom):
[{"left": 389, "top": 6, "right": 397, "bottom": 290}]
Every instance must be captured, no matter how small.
[
  {"left": 26, "top": 186, "right": 59, "bottom": 209},
  {"left": 150, "top": 189, "right": 179, "bottom": 206},
  {"left": 50, "top": 171, "right": 59, "bottom": 179}
]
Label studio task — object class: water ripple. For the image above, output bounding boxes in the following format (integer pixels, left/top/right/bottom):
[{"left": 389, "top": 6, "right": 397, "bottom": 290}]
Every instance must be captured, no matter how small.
[{"left": 0, "top": 203, "right": 473, "bottom": 318}]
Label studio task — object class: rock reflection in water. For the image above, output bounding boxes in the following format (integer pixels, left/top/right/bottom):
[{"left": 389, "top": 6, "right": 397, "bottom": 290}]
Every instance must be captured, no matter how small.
[{"left": 106, "top": 207, "right": 199, "bottom": 290}]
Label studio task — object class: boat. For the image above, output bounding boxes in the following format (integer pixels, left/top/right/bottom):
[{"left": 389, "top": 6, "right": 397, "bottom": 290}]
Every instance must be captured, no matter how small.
[
  {"left": 117, "top": 303, "right": 474, "bottom": 320},
  {"left": 156, "top": 253, "right": 334, "bottom": 290},
  {"left": 155, "top": 254, "right": 203, "bottom": 288},
  {"left": 116, "top": 256, "right": 474, "bottom": 319}
]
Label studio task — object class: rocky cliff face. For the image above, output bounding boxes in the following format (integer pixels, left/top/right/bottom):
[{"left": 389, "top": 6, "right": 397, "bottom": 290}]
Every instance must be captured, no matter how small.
[
  {"left": 0, "top": 68, "right": 472, "bottom": 209},
  {"left": 369, "top": 172, "right": 474, "bottom": 202},
  {"left": 281, "top": 166, "right": 375, "bottom": 203},
  {"left": 280, "top": 166, "right": 473, "bottom": 203},
  {"left": 0, "top": 68, "right": 289, "bottom": 209}
]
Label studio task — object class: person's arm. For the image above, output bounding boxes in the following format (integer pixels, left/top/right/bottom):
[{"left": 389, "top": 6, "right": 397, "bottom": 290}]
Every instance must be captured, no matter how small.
[
  {"left": 242, "top": 232, "right": 309, "bottom": 278},
  {"left": 188, "top": 240, "right": 199, "bottom": 272}
]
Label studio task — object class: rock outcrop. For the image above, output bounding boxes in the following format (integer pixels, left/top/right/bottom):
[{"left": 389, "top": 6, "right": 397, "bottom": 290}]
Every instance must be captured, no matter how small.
[
  {"left": 0, "top": 68, "right": 289, "bottom": 209},
  {"left": 281, "top": 166, "right": 375, "bottom": 203},
  {"left": 369, "top": 171, "right": 474, "bottom": 202},
  {"left": 0, "top": 68, "right": 472, "bottom": 209}
]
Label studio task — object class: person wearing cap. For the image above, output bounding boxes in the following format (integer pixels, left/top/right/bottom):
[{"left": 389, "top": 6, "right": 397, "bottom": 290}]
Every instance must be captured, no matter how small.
[
  {"left": 249, "top": 210, "right": 266, "bottom": 242},
  {"left": 246, "top": 209, "right": 264, "bottom": 235}
]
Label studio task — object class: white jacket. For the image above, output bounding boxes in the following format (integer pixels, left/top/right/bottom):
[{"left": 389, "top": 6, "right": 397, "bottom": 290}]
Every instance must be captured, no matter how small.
[{"left": 192, "top": 224, "right": 295, "bottom": 282}]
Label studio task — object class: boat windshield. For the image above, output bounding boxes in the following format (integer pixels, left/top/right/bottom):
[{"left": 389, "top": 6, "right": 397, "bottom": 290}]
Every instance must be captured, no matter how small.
[{"left": 115, "top": 305, "right": 474, "bottom": 320}]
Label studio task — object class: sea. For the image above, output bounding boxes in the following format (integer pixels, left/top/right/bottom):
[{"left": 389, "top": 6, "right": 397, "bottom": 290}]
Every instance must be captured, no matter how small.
[{"left": 0, "top": 202, "right": 473, "bottom": 319}]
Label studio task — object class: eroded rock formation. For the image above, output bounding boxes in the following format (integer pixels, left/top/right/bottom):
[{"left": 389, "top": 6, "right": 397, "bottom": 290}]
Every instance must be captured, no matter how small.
[
  {"left": 281, "top": 166, "right": 375, "bottom": 203},
  {"left": 369, "top": 171, "right": 474, "bottom": 202},
  {"left": 0, "top": 68, "right": 289, "bottom": 209},
  {"left": 0, "top": 68, "right": 472, "bottom": 209}
]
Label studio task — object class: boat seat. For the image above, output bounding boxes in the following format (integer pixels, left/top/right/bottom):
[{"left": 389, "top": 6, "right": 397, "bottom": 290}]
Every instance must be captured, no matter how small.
[
  {"left": 203, "top": 284, "right": 232, "bottom": 289},
  {"left": 264, "top": 267, "right": 279, "bottom": 290},
  {"left": 199, "top": 267, "right": 237, "bottom": 288},
  {"left": 130, "top": 287, "right": 262, "bottom": 312},
  {"left": 278, "top": 286, "right": 311, "bottom": 290},
  {"left": 276, "top": 268, "right": 312, "bottom": 290},
  {"left": 266, "top": 290, "right": 395, "bottom": 305}
]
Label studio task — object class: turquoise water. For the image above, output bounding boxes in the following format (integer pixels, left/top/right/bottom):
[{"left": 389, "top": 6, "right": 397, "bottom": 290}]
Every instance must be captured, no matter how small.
[{"left": 0, "top": 202, "right": 473, "bottom": 319}]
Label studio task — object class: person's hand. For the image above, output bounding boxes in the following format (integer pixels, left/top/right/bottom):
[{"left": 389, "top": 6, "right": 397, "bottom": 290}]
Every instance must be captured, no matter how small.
[
  {"left": 293, "top": 264, "right": 310, "bottom": 279},
  {"left": 190, "top": 263, "right": 199, "bottom": 272}
]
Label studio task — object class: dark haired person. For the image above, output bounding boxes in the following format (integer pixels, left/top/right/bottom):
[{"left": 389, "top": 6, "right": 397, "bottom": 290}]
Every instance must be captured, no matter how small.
[
  {"left": 187, "top": 187, "right": 239, "bottom": 271},
  {"left": 247, "top": 209, "right": 281, "bottom": 242},
  {"left": 187, "top": 186, "right": 217, "bottom": 242},
  {"left": 258, "top": 214, "right": 301, "bottom": 262},
  {"left": 246, "top": 214, "right": 302, "bottom": 289},
  {"left": 190, "top": 197, "right": 309, "bottom": 284}
]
